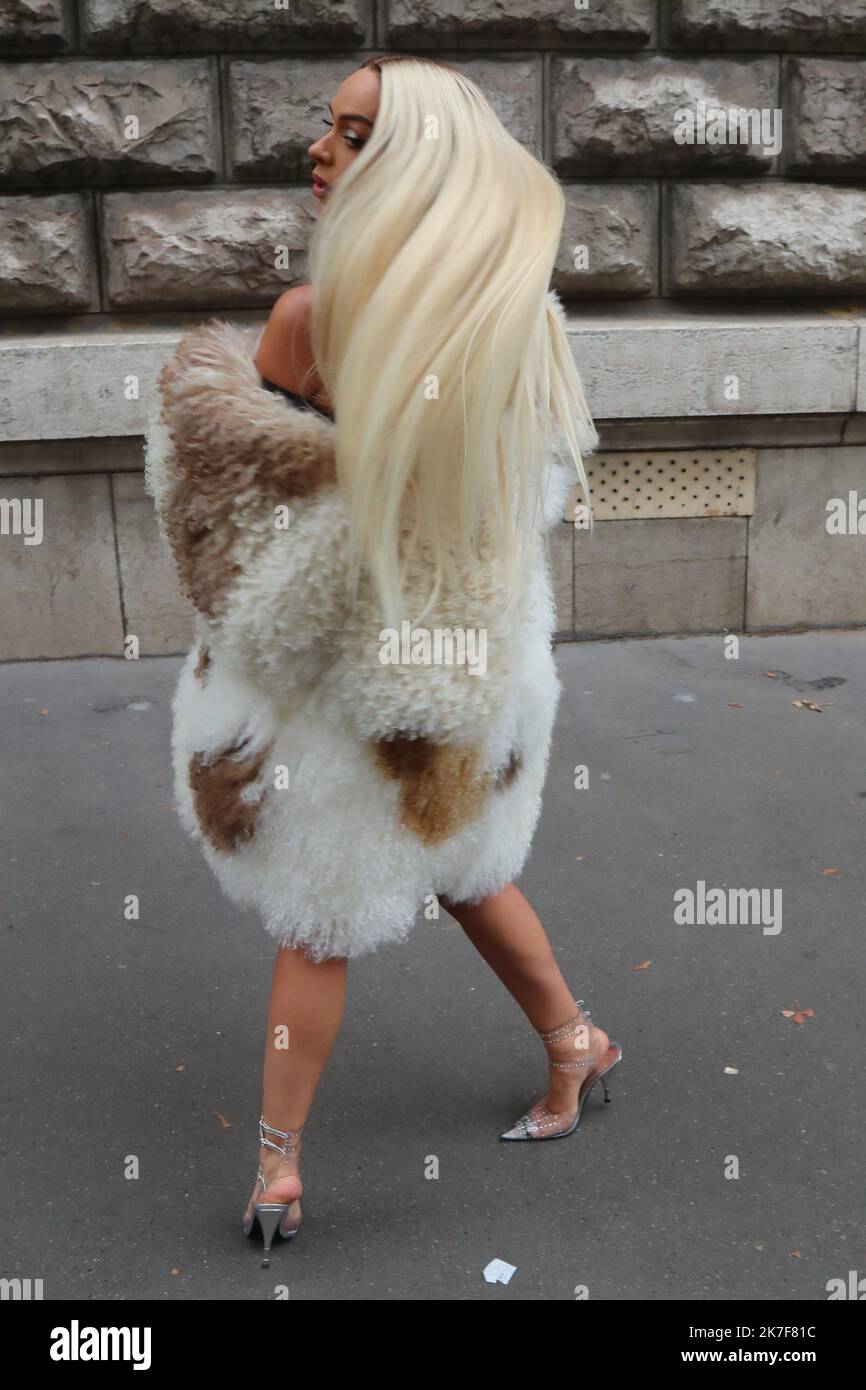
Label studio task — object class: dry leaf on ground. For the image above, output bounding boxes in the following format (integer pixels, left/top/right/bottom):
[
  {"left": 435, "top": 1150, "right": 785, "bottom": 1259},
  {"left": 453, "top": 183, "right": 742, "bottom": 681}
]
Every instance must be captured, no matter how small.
[{"left": 781, "top": 1004, "right": 815, "bottom": 1025}]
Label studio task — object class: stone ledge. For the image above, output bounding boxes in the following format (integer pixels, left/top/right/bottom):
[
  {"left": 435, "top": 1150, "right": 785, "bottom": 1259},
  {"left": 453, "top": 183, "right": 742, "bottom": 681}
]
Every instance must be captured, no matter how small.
[
  {"left": 2, "top": 303, "right": 864, "bottom": 443},
  {"left": 6, "top": 417, "right": 864, "bottom": 477}
]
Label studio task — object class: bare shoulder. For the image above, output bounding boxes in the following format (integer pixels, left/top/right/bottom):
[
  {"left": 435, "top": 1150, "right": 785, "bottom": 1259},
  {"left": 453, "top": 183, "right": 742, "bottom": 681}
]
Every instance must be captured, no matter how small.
[{"left": 254, "top": 285, "right": 318, "bottom": 396}]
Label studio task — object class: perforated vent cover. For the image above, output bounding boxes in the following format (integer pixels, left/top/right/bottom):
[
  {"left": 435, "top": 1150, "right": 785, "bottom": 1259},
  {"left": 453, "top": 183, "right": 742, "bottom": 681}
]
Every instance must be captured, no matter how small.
[{"left": 566, "top": 449, "right": 757, "bottom": 521}]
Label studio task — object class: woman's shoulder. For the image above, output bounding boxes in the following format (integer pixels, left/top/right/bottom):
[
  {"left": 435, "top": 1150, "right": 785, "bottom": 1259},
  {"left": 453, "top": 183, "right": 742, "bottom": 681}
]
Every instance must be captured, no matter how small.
[
  {"left": 254, "top": 285, "right": 319, "bottom": 397},
  {"left": 262, "top": 284, "right": 314, "bottom": 334}
]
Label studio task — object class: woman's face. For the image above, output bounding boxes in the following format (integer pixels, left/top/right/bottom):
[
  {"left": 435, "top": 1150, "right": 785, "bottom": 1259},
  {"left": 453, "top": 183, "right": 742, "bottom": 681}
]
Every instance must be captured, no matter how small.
[{"left": 308, "top": 67, "right": 380, "bottom": 210}]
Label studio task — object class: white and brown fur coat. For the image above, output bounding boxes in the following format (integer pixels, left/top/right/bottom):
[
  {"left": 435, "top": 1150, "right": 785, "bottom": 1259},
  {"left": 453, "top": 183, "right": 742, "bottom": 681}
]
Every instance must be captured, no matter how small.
[{"left": 144, "top": 291, "right": 595, "bottom": 960}]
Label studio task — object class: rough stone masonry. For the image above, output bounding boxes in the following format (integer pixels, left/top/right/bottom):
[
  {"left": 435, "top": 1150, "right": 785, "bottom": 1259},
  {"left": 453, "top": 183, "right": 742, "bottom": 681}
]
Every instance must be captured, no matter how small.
[
  {"left": 1, "top": 0, "right": 866, "bottom": 313},
  {"left": 2, "top": 2, "right": 866, "bottom": 660}
]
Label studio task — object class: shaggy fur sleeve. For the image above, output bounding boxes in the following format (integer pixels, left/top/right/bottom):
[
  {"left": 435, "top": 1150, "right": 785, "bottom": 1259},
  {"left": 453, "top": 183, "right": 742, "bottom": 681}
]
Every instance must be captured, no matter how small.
[
  {"left": 329, "top": 428, "right": 585, "bottom": 747},
  {"left": 539, "top": 416, "right": 599, "bottom": 530},
  {"left": 144, "top": 320, "right": 352, "bottom": 680},
  {"left": 331, "top": 611, "right": 515, "bottom": 747},
  {"left": 328, "top": 517, "right": 520, "bottom": 746}
]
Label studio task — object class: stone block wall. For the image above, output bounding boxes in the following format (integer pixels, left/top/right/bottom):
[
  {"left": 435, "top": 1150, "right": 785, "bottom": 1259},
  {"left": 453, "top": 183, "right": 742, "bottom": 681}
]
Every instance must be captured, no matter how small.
[
  {"left": 2, "top": 1, "right": 866, "bottom": 314},
  {"left": 2, "top": 4, "right": 865, "bottom": 659}
]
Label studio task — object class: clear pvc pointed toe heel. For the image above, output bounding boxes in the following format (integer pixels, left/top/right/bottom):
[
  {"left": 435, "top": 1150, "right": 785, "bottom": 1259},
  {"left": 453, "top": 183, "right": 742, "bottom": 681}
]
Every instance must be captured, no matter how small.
[
  {"left": 499, "top": 1000, "right": 622, "bottom": 1142},
  {"left": 243, "top": 1116, "right": 304, "bottom": 1251}
]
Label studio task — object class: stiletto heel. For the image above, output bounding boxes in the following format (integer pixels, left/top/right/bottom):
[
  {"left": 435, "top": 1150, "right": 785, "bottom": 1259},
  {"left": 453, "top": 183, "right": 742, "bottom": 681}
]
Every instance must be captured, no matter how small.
[
  {"left": 243, "top": 1116, "right": 304, "bottom": 1249},
  {"left": 499, "top": 999, "right": 622, "bottom": 1142},
  {"left": 253, "top": 1203, "right": 291, "bottom": 1253}
]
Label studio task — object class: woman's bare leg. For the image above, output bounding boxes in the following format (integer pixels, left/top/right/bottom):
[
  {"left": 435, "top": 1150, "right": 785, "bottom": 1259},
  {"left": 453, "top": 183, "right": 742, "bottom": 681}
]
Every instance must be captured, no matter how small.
[
  {"left": 244, "top": 946, "right": 348, "bottom": 1231},
  {"left": 440, "top": 884, "right": 610, "bottom": 1130}
]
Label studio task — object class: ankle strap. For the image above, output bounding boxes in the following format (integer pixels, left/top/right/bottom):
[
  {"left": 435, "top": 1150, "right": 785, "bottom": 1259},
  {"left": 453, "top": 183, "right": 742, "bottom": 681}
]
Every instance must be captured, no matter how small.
[
  {"left": 259, "top": 1115, "right": 303, "bottom": 1158},
  {"left": 538, "top": 1000, "right": 592, "bottom": 1045}
]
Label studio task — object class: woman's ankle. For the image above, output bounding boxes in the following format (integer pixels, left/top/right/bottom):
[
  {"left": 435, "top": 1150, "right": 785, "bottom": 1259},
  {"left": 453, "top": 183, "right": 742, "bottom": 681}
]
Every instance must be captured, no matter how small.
[
  {"left": 260, "top": 1141, "right": 301, "bottom": 1170},
  {"left": 544, "top": 1021, "right": 608, "bottom": 1080}
]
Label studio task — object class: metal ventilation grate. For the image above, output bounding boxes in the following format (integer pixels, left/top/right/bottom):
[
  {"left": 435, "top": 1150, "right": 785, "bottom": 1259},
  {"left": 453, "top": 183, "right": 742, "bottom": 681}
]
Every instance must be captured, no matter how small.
[{"left": 568, "top": 449, "right": 757, "bottom": 521}]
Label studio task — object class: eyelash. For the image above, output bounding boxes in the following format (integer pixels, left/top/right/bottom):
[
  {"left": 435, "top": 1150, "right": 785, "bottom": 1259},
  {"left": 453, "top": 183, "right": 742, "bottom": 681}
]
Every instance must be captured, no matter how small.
[{"left": 321, "top": 119, "right": 366, "bottom": 150}]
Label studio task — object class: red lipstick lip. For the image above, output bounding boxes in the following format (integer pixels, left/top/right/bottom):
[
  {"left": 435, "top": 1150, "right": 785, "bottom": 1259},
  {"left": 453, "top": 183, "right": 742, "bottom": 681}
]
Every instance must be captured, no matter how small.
[{"left": 312, "top": 174, "right": 330, "bottom": 196}]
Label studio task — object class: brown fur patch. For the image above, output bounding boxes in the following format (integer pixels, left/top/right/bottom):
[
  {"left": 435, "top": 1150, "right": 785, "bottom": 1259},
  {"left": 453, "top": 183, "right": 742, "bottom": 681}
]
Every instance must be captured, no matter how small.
[
  {"left": 193, "top": 645, "right": 211, "bottom": 683},
  {"left": 156, "top": 323, "right": 337, "bottom": 616},
  {"left": 372, "top": 734, "right": 491, "bottom": 846},
  {"left": 493, "top": 749, "right": 523, "bottom": 791},
  {"left": 188, "top": 737, "right": 272, "bottom": 854}
]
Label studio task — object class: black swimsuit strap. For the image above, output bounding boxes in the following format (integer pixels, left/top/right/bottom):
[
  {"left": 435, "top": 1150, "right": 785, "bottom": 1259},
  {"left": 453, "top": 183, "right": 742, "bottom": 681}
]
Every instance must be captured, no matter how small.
[{"left": 260, "top": 374, "right": 334, "bottom": 422}]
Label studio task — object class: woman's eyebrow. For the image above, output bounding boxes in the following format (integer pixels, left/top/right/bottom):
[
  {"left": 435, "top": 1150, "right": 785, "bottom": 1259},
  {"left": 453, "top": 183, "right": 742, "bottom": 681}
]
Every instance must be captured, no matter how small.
[{"left": 327, "top": 102, "right": 373, "bottom": 127}]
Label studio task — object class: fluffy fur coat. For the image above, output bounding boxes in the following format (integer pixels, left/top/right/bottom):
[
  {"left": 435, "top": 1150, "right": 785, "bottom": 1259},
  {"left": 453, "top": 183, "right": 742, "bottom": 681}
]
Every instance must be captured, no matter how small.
[{"left": 144, "top": 293, "right": 592, "bottom": 960}]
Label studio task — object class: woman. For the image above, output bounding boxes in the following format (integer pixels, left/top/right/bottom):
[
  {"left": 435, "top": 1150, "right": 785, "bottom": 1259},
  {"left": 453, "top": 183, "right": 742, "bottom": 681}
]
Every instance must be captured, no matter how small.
[{"left": 145, "top": 54, "right": 622, "bottom": 1254}]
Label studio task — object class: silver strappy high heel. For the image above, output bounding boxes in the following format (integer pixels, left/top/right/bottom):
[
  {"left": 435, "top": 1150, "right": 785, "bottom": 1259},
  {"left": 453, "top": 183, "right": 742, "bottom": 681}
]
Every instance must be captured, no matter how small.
[
  {"left": 499, "top": 1000, "right": 623, "bottom": 1142},
  {"left": 243, "top": 1115, "right": 304, "bottom": 1251}
]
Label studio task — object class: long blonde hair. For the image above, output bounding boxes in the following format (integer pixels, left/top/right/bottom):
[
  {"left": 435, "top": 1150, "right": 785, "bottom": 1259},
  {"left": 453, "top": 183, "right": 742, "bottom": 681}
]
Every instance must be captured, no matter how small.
[{"left": 308, "top": 54, "right": 596, "bottom": 630}]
